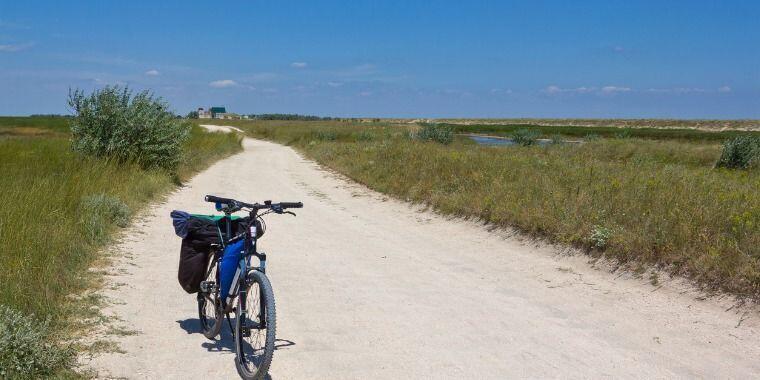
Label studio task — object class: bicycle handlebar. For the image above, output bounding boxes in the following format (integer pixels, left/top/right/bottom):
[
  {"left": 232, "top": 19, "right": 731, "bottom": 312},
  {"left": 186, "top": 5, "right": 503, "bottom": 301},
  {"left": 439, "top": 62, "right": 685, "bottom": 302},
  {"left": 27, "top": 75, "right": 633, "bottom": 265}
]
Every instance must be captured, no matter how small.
[
  {"left": 204, "top": 195, "right": 235, "bottom": 204},
  {"left": 204, "top": 195, "right": 303, "bottom": 212},
  {"left": 279, "top": 202, "right": 303, "bottom": 209}
]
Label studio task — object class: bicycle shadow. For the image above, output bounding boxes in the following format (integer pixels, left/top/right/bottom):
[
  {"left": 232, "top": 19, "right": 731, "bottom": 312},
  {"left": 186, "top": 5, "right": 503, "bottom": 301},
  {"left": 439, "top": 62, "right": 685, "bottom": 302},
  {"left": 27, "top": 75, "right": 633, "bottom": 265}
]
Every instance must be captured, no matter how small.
[{"left": 175, "top": 318, "right": 297, "bottom": 354}]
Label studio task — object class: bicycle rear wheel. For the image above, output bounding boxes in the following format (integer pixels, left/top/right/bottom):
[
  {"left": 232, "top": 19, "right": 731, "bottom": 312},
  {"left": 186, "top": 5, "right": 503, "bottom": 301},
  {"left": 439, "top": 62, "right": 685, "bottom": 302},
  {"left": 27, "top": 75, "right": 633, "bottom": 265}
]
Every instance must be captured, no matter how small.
[
  {"left": 198, "top": 257, "right": 223, "bottom": 340},
  {"left": 235, "top": 269, "right": 276, "bottom": 380}
]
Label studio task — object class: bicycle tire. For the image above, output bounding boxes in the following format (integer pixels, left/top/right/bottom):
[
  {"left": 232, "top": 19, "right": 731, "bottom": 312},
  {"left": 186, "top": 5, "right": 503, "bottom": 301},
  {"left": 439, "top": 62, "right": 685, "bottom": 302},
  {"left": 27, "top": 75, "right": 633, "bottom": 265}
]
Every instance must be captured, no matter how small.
[
  {"left": 198, "top": 259, "right": 223, "bottom": 340},
  {"left": 234, "top": 269, "right": 276, "bottom": 380}
]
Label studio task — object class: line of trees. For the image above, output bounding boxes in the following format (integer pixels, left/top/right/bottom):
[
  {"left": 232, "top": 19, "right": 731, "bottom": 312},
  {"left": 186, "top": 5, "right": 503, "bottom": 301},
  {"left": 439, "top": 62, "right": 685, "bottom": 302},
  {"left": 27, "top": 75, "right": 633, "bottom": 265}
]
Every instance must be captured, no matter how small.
[{"left": 247, "top": 113, "right": 334, "bottom": 121}]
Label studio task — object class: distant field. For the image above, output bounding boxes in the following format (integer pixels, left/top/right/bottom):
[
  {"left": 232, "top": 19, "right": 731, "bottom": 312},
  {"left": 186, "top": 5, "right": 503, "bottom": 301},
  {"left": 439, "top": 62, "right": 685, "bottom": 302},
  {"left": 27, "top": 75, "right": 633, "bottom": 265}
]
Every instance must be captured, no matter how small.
[
  {"left": 429, "top": 122, "right": 760, "bottom": 141},
  {"left": 0, "top": 115, "right": 72, "bottom": 134},
  {"left": 395, "top": 118, "right": 760, "bottom": 132},
  {"left": 208, "top": 119, "right": 760, "bottom": 300}
]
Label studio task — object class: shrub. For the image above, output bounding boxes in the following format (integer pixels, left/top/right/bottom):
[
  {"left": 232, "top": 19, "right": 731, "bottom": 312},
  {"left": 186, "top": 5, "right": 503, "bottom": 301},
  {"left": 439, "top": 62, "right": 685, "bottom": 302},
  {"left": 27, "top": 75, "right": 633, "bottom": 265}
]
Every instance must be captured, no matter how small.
[
  {"left": 511, "top": 129, "right": 540, "bottom": 146},
  {"left": 589, "top": 225, "right": 612, "bottom": 249},
  {"left": 549, "top": 134, "right": 564, "bottom": 145},
  {"left": 68, "top": 86, "right": 191, "bottom": 171},
  {"left": 715, "top": 136, "right": 760, "bottom": 169},
  {"left": 315, "top": 130, "right": 338, "bottom": 141},
  {"left": 585, "top": 133, "right": 601, "bottom": 141},
  {"left": 415, "top": 124, "right": 454, "bottom": 145},
  {"left": 0, "top": 305, "right": 74, "bottom": 379},
  {"left": 614, "top": 129, "right": 633, "bottom": 139},
  {"left": 355, "top": 130, "right": 374, "bottom": 142},
  {"left": 80, "top": 193, "right": 131, "bottom": 243}
]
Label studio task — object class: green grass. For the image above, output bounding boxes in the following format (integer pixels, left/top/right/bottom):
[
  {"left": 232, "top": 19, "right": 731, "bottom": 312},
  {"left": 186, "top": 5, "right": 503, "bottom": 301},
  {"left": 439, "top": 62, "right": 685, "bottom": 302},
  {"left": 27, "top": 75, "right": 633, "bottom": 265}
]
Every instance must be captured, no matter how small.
[
  {"left": 0, "top": 120, "right": 241, "bottom": 378},
  {"left": 433, "top": 122, "right": 760, "bottom": 141},
  {"left": 0, "top": 115, "right": 71, "bottom": 135},
  {"left": 215, "top": 119, "right": 760, "bottom": 299},
  {"left": 426, "top": 118, "right": 760, "bottom": 131}
]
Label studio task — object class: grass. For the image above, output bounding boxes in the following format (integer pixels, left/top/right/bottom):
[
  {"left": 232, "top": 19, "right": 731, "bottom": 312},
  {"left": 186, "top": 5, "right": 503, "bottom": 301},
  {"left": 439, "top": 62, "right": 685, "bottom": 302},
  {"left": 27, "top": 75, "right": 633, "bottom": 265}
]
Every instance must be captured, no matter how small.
[
  {"left": 425, "top": 118, "right": 760, "bottom": 131},
  {"left": 0, "top": 116, "right": 71, "bottom": 137},
  {"left": 431, "top": 122, "right": 760, "bottom": 141},
  {"left": 0, "top": 118, "right": 241, "bottom": 378},
  {"left": 210, "top": 119, "right": 760, "bottom": 300}
]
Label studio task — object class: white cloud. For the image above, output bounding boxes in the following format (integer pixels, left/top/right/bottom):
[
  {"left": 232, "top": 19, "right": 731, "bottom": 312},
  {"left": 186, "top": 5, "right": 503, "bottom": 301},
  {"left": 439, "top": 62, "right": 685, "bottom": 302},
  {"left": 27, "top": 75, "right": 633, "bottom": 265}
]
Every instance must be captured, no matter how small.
[
  {"left": 601, "top": 86, "right": 631, "bottom": 94},
  {"left": 544, "top": 85, "right": 631, "bottom": 96},
  {"left": 646, "top": 87, "right": 708, "bottom": 94},
  {"left": 291, "top": 62, "right": 308, "bottom": 68},
  {"left": 0, "top": 42, "right": 34, "bottom": 52},
  {"left": 673, "top": 87, "right": 707, "bottom": 94},
  {"left": 612, "top": 46, "right": 625, "bottom": 53},
  {"left": 327, "top": 81, "right": 343, "bottom": 88},
  {"left": 359, "top": 91, "right": 373, "bottom": 97},
  {"left": 543, "top": 85, "right": 595, "bottom": 95},
  {"left": 718, "top": 86, "right": 732, "bottom": 93},
  {"left": 144, "top": 69, "right": 160, "bottom": 76},
  {"left": 209, "top": 79, "right": 238, "bottom": 88}
]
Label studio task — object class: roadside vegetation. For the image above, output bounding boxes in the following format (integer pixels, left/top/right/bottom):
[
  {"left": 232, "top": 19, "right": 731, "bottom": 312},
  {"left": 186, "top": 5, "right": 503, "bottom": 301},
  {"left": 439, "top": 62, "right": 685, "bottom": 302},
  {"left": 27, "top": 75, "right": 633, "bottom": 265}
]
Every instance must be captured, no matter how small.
[
  {"left": 0, "top": 89, "right": 241, "bottom": 378},
  {"left": 210, "top": 119, "right": 759, "bottom": 300},
  {"left": 434, "top": 122, "right": 760, "bottom": 141},
  {"left": 427, "top": 118, "right": 760, "bottom": 131}
]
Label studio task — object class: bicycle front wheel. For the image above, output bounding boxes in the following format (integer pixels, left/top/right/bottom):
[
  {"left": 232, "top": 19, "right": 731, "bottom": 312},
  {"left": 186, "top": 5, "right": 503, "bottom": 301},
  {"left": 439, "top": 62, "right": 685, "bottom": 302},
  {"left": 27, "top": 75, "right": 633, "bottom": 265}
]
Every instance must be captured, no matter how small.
[{"left": 235, "top": 269, "right": 276, "bottom": 380}]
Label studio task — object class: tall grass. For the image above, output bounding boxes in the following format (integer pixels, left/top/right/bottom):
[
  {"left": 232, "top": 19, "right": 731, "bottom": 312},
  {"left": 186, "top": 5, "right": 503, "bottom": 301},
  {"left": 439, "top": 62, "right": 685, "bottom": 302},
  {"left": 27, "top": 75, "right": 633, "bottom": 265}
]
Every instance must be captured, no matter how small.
[
  {"left": 0, "top": 122, "right": 241, "bottom": 377},
  {"left": 223, "top": 119, "right": 760, "bottom": 299},
  {"left": 434, "top": 122, "right": 760, "bottom": 141}
]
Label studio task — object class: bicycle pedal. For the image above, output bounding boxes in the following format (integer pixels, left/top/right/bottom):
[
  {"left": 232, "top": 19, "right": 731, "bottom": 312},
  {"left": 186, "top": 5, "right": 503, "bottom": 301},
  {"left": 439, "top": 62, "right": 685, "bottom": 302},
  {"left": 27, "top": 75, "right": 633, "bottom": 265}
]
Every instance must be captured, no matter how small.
[{"left": 200, "top": 281, "right": 216, "bottom": 293}]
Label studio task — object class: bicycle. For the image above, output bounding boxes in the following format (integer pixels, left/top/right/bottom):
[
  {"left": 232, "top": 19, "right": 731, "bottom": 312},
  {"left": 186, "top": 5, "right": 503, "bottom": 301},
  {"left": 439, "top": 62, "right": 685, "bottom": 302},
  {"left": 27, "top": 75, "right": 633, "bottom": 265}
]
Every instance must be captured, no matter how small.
[{"left": 196, "top": 194, "right": 302, "bottom": 380}]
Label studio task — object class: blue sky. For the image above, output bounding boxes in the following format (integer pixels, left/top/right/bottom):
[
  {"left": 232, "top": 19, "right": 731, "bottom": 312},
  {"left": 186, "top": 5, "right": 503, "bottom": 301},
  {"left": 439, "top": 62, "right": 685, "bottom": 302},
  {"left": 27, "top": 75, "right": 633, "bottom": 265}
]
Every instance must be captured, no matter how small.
[{"left": 1, "top": 1, "right": 759, "bottom": 118}]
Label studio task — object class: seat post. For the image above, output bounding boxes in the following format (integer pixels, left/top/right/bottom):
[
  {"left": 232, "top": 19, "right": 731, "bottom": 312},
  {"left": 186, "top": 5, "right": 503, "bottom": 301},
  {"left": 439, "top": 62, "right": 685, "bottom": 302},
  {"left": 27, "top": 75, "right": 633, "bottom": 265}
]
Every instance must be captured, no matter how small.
[{"left": 225, "top": 212, "right": 232, "bottom": 242}]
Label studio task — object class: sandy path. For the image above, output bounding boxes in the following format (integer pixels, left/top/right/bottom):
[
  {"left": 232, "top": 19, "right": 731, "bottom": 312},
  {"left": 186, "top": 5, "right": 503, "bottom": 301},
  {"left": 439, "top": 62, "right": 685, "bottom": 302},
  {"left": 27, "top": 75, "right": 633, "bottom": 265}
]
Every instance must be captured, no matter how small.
[{"left": 88, "top": 127, "right": 760, "bottom": 379}]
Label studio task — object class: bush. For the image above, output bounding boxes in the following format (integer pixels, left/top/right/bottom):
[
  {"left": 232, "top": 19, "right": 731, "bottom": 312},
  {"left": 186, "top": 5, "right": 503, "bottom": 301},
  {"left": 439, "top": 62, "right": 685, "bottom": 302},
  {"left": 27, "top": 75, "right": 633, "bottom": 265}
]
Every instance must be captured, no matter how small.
[
  {"left": 68, "top": 86, "right": 191, "bottom": 171},
  {"left": 80, "top": 193, "right": 131, "bottom": 243},
  {"left": 585, "top": 133, "right": 601, "bottom": 141},
  {"left": 511, "top": 129, "right": 540, "bottom": 146},
  {"left": 715, "top": 136, "right": 760, "bottom": 169},
  {"left": 415, "top": 124, "right": 453, "bottom": 145},
  {"left": 355, "top": 130, "right": 374, "bottom": 142},
  {"left": 589, "top": 225, "right": 612, "bottom": 249},
  {"left": 615, "top": 129, "right": 633, "bottom": 139},
  {"left": 315, "top": 130, "right": 338, "bottom": 141},
  {"left": 0, "top": 305, "right": 74, "bottom": 379},
  {"left": 549, "top": 134, "right": 564, "bottom": 145}
]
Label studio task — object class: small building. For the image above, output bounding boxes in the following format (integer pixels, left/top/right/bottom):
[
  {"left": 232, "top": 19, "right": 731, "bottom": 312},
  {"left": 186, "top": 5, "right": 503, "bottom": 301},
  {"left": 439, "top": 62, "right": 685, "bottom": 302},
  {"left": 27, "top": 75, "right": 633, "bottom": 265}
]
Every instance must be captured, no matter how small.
[
  {"left": 196, "top": 106, "right": 238, "bottom": 119},
  {"left": 209, "top": 107, "right": 227, "bottom": 118}
]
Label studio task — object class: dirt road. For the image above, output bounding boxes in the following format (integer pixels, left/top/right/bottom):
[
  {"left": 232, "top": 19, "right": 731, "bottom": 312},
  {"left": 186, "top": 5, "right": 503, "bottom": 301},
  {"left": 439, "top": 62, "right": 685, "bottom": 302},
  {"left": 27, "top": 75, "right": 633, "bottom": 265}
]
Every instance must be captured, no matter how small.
[{"left": 88, "top": 127, "right": 760, "bottom": 379}]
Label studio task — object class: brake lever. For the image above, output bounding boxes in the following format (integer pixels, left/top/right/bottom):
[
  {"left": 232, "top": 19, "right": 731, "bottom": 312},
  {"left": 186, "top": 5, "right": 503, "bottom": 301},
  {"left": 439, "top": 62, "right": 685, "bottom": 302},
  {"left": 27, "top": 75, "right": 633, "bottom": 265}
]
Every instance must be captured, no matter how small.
[{"left": 284, "top": 211, "right": 296, "bottom": 217}]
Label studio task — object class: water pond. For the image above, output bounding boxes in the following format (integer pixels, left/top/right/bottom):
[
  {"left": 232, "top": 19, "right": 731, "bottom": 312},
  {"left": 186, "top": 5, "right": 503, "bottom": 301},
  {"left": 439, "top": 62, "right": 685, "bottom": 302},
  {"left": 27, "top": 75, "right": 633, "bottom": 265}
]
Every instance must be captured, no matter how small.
[
  {"left": 467, "top": 135, "right": 550, "bottom": 146},
  {"left": 466, "top": 135, "right": 584, "bottom": 146}
]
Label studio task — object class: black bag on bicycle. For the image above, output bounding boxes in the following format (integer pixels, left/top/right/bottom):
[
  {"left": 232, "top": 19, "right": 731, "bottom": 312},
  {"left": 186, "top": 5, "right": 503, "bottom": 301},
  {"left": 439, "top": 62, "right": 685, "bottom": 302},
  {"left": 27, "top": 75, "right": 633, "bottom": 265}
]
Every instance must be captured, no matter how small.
[{"left": 170, "top": 210, "right": 246, "bottom": 294}]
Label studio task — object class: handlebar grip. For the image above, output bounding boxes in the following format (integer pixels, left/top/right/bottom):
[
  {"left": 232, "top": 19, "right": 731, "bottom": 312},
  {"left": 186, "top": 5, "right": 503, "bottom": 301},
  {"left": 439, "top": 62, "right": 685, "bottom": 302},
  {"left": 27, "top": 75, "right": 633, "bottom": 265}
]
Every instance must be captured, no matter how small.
[
  {"left": 280, "top": 202, "right": 303, "bottom": 209},
  {"left": 205, "top": 195, "right": 234, "bottom": 204}
]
